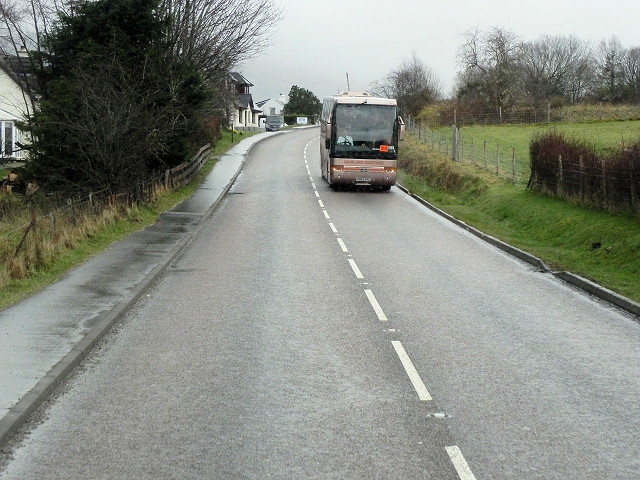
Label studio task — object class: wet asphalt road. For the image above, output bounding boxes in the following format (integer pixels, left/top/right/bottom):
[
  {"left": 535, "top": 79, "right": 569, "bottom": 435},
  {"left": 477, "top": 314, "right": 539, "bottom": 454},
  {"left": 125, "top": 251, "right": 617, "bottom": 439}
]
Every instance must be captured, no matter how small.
[
  {"left": 0, "top": 135, "right": 267, "bottom": 424},
  {"left": 1, "top": 128, "right": 639, "bottom": 479}
]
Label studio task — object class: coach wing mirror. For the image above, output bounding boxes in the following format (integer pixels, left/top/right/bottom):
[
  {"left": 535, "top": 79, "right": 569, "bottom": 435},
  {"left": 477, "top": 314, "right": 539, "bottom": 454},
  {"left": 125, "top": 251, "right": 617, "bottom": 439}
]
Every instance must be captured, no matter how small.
[
  {"left": 398, "top": 116, "right": 406, "bottom": 141},
  {"left": 325, "top": 114, "right": 333, "bottom": 149}
]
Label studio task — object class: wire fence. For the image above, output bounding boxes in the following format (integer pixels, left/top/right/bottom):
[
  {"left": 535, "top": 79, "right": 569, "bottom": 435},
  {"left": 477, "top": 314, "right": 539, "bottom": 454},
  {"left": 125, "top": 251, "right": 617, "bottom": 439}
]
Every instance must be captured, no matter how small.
[
  {"left": 529, "top": 135, "right": 640, "bottom": 213},
  {"left": 428, "top": 108, "right": 554, "bottom": 127},
  {"left": 1, "top": 144, "right": 211, "bottom": 281},
  {"left": 419, "top": 104, "right": 640, "bottom": 127},
  {"left": 406, "top": 116, "right": 640, "bottom": 214},
  {"left": 407, "top": 119, "right": 530, "bottom": 184}
]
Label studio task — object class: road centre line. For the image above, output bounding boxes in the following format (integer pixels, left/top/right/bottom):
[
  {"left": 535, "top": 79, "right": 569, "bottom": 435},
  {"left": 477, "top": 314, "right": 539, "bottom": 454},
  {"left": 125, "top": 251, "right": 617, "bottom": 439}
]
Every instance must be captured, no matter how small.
[
  {"left": 391, "top": 341, "right": 432, "bottom": 401},
  {"left": 315, "top": 191, "right": 320, "bottom": 198},
  {"left": 445, "top": 446, "right": 477, "bottom": 480},
  {"left": 329, "top": 223, "right": 338, "bottom": 233},
  {"left": 323, "top": 210, "right": 330, "bottom": 219},
  {"left": 318, "top": 199, "right": 324, "bottom": 208},
  {"left": 348, "top": 259, "right": 364, "bottom": 279},
  {"left": 337, "top": 238, "right": 348, "bottom": 252},
  {"left": 364, "top": 289, "right": 388, "bottom": 321}
]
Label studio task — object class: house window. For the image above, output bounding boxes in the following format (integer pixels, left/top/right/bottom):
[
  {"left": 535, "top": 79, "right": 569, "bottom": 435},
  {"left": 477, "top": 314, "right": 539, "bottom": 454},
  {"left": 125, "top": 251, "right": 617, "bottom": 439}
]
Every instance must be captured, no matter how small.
[
  {"left": 0, "top": 122, "right": 19, "bottom": 158},
  {"left": 270, "top": 107, "right": 275, "bottom": 115}
]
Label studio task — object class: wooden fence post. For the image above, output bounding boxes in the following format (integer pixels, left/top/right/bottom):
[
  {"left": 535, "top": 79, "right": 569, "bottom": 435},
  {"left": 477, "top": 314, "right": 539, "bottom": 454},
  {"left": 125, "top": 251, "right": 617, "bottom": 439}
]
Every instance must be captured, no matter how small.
[
  {"left": 49, "top": 212, "right": 56, "bottom": 240},
  {"left": 630, "top": 160, "right": 637, "bottom": 211},
  {"left": 579, "top": 156, "right": 584, "bottom": 203},
  {"left": 68, "top": 198, "right": 76, "bottom": 226},
  {"left": 512, "top": 149, "right": 516, "bottom": 184},
  {"left": 601, "top": 158, "right": 607, "bottom": 209},
  {"left": 451, "top": 125, "right": 458, "bottom": 161},
  {"left": 557, "top": 155, "right": 563, "bottom": 196},
  {"left": 483, "top": 141, "right": 487, "bottom": 170},
  {"left": 471, "top": 138, "right": 475, "bottom": 165},
  {"left": 496, "top": 145, "right": 500, "bottom": 175},
  {"left": 15, "top": 215, "right": 35, "bottom": 257}
]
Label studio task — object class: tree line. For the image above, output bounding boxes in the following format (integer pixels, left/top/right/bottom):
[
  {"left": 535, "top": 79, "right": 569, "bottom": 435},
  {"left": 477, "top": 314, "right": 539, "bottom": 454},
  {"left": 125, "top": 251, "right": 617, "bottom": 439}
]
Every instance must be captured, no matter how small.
[
  {"left": 0, "top": 0, "right": 280, "bottom": 196},
  {"left": 373, "top": 28, "right": 640, "bottom": 118}
]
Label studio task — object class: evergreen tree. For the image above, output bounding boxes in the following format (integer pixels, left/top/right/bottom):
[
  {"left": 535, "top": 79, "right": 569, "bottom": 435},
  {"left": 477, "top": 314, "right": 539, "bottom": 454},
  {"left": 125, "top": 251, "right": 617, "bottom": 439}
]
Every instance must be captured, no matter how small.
[
  {"left": 22, "top": 0, "right": 210, "bottom": 195},
  {"left": 282, "top": 85, "right": 321, "bottom": 116}
]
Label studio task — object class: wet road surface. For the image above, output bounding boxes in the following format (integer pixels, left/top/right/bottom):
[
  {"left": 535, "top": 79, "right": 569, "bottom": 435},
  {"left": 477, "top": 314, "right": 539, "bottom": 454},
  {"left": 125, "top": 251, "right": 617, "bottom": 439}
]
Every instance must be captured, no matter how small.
[{"left": 1, "top": 128, "right": 639, "bottom": 479}]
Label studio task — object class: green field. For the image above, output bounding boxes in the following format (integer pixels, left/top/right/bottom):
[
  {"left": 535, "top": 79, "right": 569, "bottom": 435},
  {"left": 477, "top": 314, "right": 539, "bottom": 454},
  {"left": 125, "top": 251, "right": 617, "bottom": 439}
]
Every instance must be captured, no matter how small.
[{"left": 421, "top": 120, "right": 640, "bottom": 185}]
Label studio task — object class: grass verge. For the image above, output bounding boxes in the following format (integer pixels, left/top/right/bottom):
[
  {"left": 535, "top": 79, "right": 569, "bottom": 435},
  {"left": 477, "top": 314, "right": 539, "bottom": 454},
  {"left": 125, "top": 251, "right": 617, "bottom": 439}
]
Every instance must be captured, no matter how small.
[
  {"left": 398, "top": 134, "right": 640, "bottom": 304},
  {"left": 0, "top": 130, "right": 256, "bottom": 310}
]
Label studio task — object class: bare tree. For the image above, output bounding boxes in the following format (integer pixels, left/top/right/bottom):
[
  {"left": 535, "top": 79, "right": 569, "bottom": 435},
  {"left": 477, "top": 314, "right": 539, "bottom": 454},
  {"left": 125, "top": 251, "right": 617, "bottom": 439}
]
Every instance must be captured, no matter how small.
[
  {"left": 371, "top": 52, "right": 442, "bottom": 117},
  {"left": 157, "top": 0, "right": 281, "bottom": 122},
  {"left": 596, "top": 36, "right": 626, "bottom": 102},
  {"left": 161, "top": 0, "right": 281, "bottom": 72},
  {"left": 0, "top": 0, "right": 282, "bottom": 123},
  {"left": 519, "top": 35, "right": 595, "bottom": 104},
  {"left": 456, "top": 27, "right": 523, "bottom": 109},
  {"left": 620, "top": 46, "right": 640, "bottom": 104}
]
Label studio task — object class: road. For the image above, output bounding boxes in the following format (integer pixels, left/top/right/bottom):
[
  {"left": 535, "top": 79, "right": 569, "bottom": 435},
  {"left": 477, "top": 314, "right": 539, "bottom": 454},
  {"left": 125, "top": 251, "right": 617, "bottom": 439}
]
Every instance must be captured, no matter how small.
[{"left": 1, "top": 127, "right": 639, "bottom": 479}]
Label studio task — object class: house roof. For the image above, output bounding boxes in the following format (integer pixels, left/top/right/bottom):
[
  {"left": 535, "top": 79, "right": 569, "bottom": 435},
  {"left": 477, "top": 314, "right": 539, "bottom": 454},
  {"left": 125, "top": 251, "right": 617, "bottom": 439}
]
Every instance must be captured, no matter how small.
[
  {"left": 0, "top": 52, "right": 38, "bottom": 98},
  {"left": 235, "top": 93, "right": 254, "bottom": 108},
  {"left": 229, "top": 72, "right": 253, "bottom": 87},
  {"left": 235, "top": 94, "right": 261, "bottom": 113},
  {"left": 255, "top": 98, "right": 285, "bottom": 109}
]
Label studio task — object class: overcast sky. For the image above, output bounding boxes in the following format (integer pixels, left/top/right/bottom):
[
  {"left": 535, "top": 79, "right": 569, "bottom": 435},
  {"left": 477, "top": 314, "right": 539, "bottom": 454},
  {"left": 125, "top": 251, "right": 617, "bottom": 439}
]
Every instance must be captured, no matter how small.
[{"left": 241, "top": 0, "right": 640, "bottom": 103}]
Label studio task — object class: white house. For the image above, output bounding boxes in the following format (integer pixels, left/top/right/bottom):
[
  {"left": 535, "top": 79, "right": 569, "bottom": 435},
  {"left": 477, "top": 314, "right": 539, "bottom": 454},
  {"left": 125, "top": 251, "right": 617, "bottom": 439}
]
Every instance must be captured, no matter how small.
[
  {"left": 255, "top": 94, "right": 288, "bottom": 116},
  {"left": 229, "top": 72, "right": 262, "bottom": 130},
  {"left": 0, "top": 52, "right": 30, "bottom": 159}
]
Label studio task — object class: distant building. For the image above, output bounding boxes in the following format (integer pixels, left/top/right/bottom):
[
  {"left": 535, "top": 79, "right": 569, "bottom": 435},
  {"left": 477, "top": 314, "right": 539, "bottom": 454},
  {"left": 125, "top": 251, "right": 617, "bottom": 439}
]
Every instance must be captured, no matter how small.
[
  {"left": 255, "top": 94, "right": 288, "bottom": 116},
  {"left": 229, "top": 72, "right": 262, "bottom": 130}
]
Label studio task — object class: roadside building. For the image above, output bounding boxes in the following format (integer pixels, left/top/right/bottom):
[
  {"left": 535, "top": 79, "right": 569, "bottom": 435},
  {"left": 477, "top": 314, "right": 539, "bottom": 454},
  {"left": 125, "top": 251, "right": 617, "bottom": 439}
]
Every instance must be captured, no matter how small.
[{"left": 229, "top": 72, "right": 262, "bottom": 131}]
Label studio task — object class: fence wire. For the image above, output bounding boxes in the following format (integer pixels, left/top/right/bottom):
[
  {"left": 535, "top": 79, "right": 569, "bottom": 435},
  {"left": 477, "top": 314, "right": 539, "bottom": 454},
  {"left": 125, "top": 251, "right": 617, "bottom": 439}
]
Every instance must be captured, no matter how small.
[
  {"left": 1, "top": 144, "right": 211, "bottom": 274},
  {"left": 407, "top": 119, "right": 529, "bottom": 184}
]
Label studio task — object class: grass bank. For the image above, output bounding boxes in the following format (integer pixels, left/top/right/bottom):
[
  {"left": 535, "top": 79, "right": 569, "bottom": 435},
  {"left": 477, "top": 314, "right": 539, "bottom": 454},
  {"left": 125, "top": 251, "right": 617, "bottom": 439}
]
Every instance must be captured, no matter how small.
[
  {"left": 0, "top": 130, "right": 255, "bottom": 310},
  {"left": 398, "top": 134, "right": 640, "bottom": 304}
]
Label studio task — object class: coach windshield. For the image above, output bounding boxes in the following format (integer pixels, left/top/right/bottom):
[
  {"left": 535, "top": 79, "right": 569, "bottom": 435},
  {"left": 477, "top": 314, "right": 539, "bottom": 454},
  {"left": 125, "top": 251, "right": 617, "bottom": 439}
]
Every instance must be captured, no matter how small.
[{"left": 333, "top": 104, "right": 398, "bottom": 158}]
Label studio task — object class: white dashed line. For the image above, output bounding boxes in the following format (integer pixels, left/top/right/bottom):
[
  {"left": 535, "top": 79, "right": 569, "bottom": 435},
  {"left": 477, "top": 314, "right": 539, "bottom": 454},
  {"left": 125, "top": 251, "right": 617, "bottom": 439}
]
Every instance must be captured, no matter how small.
[
  {"left": 337, "top": 238, "right": 348, "bottom": 252},
  {"left": 445, "top": 446, "right": 477, "bottom": 480},
  {"left": 329, "top": 223, "right": 338, "bottom": 233},
  {"left": 318, "top": 199, "right": 324, "bottom": 208},
  {"left": 364, "top": 289, "right": 388, "bottom": 321},
  {"left": 315, "top": 191, "right": 320, "bottom": 198},
  {"left": 323, "top": 210, "right": 330, "bottom": 219},
  {"left": 348, "top": 259, "right": 364, "bottom": 279},
  {"left": 391, "top": 341, "right": 432, "bottom": 401}
]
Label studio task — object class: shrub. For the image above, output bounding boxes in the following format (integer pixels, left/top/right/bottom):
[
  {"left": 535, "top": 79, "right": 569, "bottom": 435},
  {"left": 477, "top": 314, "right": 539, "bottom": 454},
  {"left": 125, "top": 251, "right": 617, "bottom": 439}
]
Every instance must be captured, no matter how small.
[{"left": 529, "top": 132, "right": 640, "bottom": 213}]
